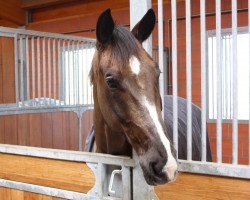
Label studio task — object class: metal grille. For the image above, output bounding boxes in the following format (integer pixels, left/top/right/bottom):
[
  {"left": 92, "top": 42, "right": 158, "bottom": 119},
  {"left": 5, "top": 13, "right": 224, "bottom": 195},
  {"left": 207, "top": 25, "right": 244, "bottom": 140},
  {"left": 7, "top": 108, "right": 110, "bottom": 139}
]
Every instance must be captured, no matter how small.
[
  {"left": 157, "top": 0, "right": 250, "bottom": 179},
  {"left": 0, "top": 27, "right": 95, "bottom": 110}
]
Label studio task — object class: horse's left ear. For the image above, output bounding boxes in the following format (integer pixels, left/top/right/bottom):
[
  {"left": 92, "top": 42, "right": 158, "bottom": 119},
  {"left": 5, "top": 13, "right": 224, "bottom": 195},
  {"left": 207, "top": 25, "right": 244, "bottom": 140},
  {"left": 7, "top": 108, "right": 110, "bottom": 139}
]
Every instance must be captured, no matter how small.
[
  {"left": 131, "top": 9, "right": 156, "bottom": 43},
  {"left": 96, "top": 9, "right": 115, "bottom": 45}
]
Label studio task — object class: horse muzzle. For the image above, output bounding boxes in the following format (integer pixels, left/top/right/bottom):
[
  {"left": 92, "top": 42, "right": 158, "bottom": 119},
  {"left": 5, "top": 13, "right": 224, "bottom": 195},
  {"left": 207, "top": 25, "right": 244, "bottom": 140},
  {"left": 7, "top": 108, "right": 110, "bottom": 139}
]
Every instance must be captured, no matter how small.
[{"left": 139, "top": 148, "right": 178, "bottom": 185}]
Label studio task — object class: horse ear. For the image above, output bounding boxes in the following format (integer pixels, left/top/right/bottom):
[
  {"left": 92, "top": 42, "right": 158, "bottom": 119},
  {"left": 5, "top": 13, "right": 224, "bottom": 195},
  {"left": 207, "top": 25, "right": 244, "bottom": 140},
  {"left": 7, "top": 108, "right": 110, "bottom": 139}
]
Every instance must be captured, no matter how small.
[
  {"left": 96, "top": 9, "right": 115, "bottom": 45},
  {"left": 131, "top": 9, "right": 156, "bottom": 43}
]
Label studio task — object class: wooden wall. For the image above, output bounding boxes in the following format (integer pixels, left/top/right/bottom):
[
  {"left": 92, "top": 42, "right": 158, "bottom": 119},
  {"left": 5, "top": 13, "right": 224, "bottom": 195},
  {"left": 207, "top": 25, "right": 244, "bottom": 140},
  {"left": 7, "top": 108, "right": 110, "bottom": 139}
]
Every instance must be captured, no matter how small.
[
  {"left": 0, "top": 153, "right": 95, "bottom": 199},
  {"left": 155, "top": 173, "right": 250, "bottom": 200}
]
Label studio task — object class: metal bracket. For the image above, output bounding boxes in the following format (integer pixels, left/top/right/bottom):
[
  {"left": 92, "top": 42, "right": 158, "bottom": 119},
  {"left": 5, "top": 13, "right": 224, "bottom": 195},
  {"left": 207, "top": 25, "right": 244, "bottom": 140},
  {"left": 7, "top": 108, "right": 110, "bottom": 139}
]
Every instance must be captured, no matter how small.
[{"left": 108, "top": 169, "right": 122, "bottom": 195}]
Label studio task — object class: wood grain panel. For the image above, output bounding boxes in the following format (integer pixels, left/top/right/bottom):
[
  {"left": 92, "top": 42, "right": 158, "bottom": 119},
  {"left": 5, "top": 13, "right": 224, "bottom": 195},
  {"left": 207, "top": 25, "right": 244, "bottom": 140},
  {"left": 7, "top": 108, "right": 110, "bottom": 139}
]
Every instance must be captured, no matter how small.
[
  {"left": 0, "top": 116, "right": 4, "bottom": 143},
  {"left": 0, "top": 153, "right": 95, "bottom": 193},
  {"left": 82, "top": 110, "right": 93, "bottom": 148},
  {"left": 69, "top": 112, "right": 78, "bottom": 151},
  {"left": 0, "top": 37, "right": 2, "bottom": 103},
  {"left": 22, "top": 0, "right": 78, "bottom": 9},
  {"left": 4, "top": 115, "right": 17, "bottom": 145},
  {"left": 52, "top": 112, "right": 64, "bottom": 149},
  {"left": 1, "top": 37, "right": 15, "bottom": 103},
  {"left": 62, "top": 112, "right": 70, "bottom": 150},
  {"left": 17, "top": 114, "right": 29, "bottom": 146},
  {"left": 0, "top": 187, "right": 64, "bottom": 200},
  {"left": 0, "top": 0, "right": 25, "bottom": 25},
  {"left": 41, "top": 113, "right": 53, "bottom": 148},
  {"left": 155, "top": 173, "right": 250, "bottom": 200},
  {"left": 29, "top": 114, "right": 42, "bottom": 147}
]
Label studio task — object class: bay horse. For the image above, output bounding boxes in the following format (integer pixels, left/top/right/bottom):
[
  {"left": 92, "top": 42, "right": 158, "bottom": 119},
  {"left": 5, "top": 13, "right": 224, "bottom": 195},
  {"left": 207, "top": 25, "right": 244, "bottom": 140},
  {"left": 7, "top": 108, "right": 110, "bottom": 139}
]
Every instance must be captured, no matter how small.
[{"left": 89, "top": 8, "right": 212, "bottom": 186}]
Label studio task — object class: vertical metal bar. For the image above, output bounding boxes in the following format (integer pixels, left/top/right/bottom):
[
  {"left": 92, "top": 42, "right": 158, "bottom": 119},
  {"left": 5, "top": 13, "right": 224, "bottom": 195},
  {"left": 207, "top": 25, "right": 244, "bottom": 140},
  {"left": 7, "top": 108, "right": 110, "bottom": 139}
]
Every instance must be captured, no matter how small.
[
  {"left": 72, "top": 41, "right": 76, "bottom": 105},
  {"left": 14, "top": 34, "right": 19, "bottom": 104},
  {"left": 130, "top": 0, "right": 152, "bottom": 54},
  {"left": 53, "top": 39, "right": 56, "bottom": 104},
  {"left": 26, "top": 36, "right": 30, "bottom": 100},
  {"left": 37, "top": 37, "right": 41, "bottom": 103},
  {"left": 232, "top": 0, "right": 238, "bottom": 165},
  {"left": 216, "top": 0, "right": 222, "bottom": 163},
  {"left": 186, "top": 0, "right": 192, "bottom": 161},
  {"left": 122, "top": 166, "right": 131, "bottom": 200},
  {"left": 86, "top": 43, "right": 89, "bottom": 104},
  {"left": 68, "top": 40, "right": 71, "bottom": 105},
  {"left": 31, "top": 36, "right": 35, "bottom": 100},
  {"left": 172, "top": 0, "right": 178, "bottom": 154},
  {"left": 77, "top": 42, "right": 80, "bottom": 105},
  {"left": 58, "top": 39, "right": 61, "bottom": 106},
  {"left": 62, "top": 40, "right": 66, "bottom": 104},
  {"left": 200, "top": 0, "right": 207, "bottom": 162},
  {"left": 158, "top": 0, "right": 164, "bottom": 117},
  {"left": 48, "top": 38, "right": 52, "bottom": 105},
  {"left": 20, "top": 35, "right": 24, "bottom": 104},
  {"left": 81, "top": 42, "right": 85, "bottom": 105},
  {"left": 43, "top": 37, "right": 46, "bottom": 99},
  {"left": 248, "top": 0, "right": 250, "bottom": 166}
]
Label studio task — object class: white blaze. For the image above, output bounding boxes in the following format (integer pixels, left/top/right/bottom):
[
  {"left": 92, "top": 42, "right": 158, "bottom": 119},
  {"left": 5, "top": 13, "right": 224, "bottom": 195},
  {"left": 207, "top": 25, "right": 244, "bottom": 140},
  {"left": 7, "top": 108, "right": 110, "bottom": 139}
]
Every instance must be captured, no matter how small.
[
  {"left": 143, "top": 97, "right": 178, "bottom": 181},
  {"left": 129, "top": 56, "right": 140, "bottom": 75}
]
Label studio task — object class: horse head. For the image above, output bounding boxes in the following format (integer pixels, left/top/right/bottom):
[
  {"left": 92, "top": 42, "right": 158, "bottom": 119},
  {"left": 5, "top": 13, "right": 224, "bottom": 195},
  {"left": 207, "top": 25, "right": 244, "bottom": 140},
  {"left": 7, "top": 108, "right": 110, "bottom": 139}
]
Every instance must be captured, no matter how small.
[{"left": 90, "top": 8, "right": 177, "bottom": 185}]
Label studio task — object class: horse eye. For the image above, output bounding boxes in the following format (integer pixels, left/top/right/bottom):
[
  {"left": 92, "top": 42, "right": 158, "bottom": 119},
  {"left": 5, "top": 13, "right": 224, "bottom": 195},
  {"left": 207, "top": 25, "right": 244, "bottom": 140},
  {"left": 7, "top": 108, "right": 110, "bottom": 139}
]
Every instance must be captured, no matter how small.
[{"left": 106, "top": 76, "right": 119, "bottom": 89}]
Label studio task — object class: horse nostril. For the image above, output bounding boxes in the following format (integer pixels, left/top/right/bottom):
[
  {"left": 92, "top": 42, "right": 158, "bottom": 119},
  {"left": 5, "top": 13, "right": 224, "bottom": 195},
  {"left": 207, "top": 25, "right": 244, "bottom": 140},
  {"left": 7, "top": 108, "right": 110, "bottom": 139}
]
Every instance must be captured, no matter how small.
[{"left": 150, "top": 161, "right": 165, "bottom": 177}]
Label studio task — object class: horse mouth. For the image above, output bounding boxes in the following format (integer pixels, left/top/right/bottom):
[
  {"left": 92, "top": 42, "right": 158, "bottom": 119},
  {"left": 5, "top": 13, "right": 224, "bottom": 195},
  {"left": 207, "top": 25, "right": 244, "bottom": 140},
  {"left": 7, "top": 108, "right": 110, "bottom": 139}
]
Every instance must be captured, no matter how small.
[{"left": 140, "top": 163, "right": 168, "bottom": 185}]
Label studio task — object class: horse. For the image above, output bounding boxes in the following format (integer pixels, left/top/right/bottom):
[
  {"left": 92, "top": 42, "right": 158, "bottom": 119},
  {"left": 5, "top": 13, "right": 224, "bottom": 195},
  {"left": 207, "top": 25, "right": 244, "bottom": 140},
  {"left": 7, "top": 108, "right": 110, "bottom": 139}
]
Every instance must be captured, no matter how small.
[{"left": 89, "top": 8, "right": 212, "bottom": 186}]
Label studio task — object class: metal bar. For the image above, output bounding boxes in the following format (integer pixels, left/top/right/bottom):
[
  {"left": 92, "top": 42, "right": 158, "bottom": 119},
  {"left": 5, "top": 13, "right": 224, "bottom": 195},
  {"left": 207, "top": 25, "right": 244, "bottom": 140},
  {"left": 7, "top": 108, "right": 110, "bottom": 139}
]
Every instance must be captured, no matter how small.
[
  {"left": 0, "top": 179, "right": 101, "bottom": 200},
  {"left": 200, "top": 0, "right": 207, "bottom": 162},
  {"left": 216, "top": 0, "right": 222, "bottom": 163},
  {"left": 53, "top": 39, "right": 56, "bottom": 104},
  {"left": 58, "top": 39, "right": 61, "bottom": 106},
  {"left": 77, "top": 42, "right": 80, "bottom": 105},
  {"left": 0, "top": 144, "right": 135, "bottom": 167},
  {"left": 48, "top": 38, "right": 52, "bottom": 105},
  {"left": 26, "top": 36, "right": 30, "bottom": 100},
  {"left": 171, "top": 0, "right": 178, "bottom": 154},
  {"left": 232, "top": 0, "right": 238, "bottom": 165},
  {"left": 14, "top": 34, "right": 19, "bottom": 104},
  {"left": 62, "top": 40, "right": 66, "bottom": 104},
  {"left": 82, "top": 42, "right": 85, "bottom": 104},
  {"left": 249, "top": 0, "right": 250, "bottom": 166},
  {"left": 178, "top": 160, "right": 250, "bottom": 179},
  {"left": 37, "top": 37, "right": 41, "bottom": 102},
  {"left": 72, "top": 41, "right": 76, "bottom": 105},
  {"left": 43, "top": 37, "right": 46, "bottom": 99},
  {"left": 186, "top": 0, "right": 192, "bottom": 161},
  {"left": 0, "top": 104, "right": 93, "bottom": 116},
  {"left": 122, "top": 166, "right": 131, "bottom": 200},
  {"left": 68, "top": 40, "right": 71, "bottom": 105},
  {"left": 158, "top": 0, "right": 164, "bottom": 117},
  {"left": 31, "top": 36, "right": 35, "bottom": 100},
  {"left": 0, "top": 26, "right": 96, "bottom": 42},
  {"left": 20, "top": 35, "right": 24, "bottom": 104},
  {"left": 86, "top": 43, "right": 89, "bottom": 104}
]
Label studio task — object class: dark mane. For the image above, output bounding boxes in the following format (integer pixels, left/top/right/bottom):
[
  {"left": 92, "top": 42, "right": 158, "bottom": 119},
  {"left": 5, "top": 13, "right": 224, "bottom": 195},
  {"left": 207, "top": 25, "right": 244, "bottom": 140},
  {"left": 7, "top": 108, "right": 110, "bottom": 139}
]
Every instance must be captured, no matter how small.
[{"left": 97, "top": 25, "right": 139, "bottom": 68}]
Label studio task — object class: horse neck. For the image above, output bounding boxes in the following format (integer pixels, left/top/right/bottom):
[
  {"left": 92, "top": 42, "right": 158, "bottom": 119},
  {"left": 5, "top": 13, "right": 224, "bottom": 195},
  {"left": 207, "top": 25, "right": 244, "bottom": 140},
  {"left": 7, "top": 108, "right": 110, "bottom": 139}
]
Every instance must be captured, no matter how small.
[{"left": 93, "top": 86, "right": 132, "bottom": 156}]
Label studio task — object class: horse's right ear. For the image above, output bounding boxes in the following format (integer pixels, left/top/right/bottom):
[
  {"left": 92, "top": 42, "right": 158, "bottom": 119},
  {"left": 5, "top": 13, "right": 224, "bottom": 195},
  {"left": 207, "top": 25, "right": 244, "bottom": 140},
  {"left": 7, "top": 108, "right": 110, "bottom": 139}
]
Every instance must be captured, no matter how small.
[
  {"left": 131, "top": 9, "right": 155, "bottom": 43},
  {"left": 96, "top": 9, "right": 115, "bottom": 45}
]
